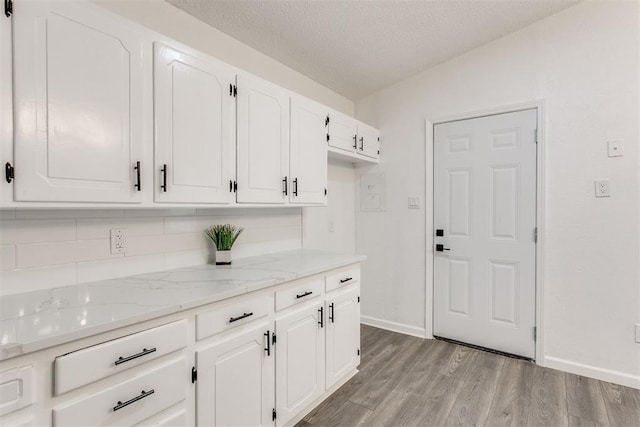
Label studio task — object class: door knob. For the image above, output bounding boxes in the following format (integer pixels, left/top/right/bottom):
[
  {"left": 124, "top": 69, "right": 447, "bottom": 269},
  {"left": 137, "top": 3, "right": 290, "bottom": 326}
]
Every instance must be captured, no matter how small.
[{"left": 435, "top": 244, "right": 450, "bottom": 252}]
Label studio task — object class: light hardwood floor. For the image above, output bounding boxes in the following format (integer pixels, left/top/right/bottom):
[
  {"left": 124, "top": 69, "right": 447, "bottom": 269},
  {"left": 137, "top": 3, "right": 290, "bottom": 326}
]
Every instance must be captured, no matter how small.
[{"left": 297, "top": 325, "right": 640, "bottom": 427}]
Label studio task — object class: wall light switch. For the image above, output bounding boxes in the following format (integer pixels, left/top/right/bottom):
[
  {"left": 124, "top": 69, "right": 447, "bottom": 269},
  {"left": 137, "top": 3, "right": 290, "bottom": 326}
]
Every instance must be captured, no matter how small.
[
  {"left": 594, "top": 180, "right": 611, "bottom": 198},
  {"left": 607, "top": 139, "right": 624, "bottom": 157},
  {"left": 408, "top": 197, "right": 421, "bottom": 209}
]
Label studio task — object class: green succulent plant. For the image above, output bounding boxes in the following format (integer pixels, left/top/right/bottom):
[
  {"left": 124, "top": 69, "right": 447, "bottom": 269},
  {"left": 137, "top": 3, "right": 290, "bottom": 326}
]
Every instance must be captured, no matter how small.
[{"left": 205, "top": 224, "right": 244, "bottom": 251}]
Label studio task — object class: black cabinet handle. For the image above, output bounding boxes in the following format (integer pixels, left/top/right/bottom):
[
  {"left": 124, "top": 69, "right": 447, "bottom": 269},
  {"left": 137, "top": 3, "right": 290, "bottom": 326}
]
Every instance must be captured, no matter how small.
[
  {"left": 296, "top": 291, "right": 313, "bottom": 299},
  {"left": 229, "top": 180, "right": 233, "bottom": 193},
  {"left": 113, "top": 389, "right": 155, "bottom": 412},
  {"left": 160, "top": 164, "right": 167, "bottom": 192},
  {"left": 435, "top": 244, "right": 451, "bottom": 252},
  {"left": 134, "top": 161, "right": 141, "bottom": 191},
  {"left": 339, "top": 277, "right": 353, "bottom": 284},
  {"left": 264, "top": 330, "right": 271, "bottom": 356},
  {"left": 359, "top": 136, "right": 364, "bottom": 151},
  {"left": 229, "top": 312, "right": 253, "bottom": 323},
  {"left": 283, "top": 176, "right": 288, "bottom": 196},
  {"left": 329, "top": 303, "right": 335, "bottom": 323},
  {"left": 352, "top": 135, "right": 357, "bottom": 149},
  {"left": 318, "top": 306, "right": 324, "bottom": 328},
  {"left": 114, "top": 347, "right": 156, "bottom": 366},
  {"left": 293, "top": 178, "right": 298, "bottom": 196}
]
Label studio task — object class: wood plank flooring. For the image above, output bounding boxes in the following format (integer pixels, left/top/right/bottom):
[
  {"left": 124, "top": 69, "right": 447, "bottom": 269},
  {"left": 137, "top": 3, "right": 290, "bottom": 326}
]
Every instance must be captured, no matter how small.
[{"left": 298, "top": 325, "right": 640, "bottom": 427}]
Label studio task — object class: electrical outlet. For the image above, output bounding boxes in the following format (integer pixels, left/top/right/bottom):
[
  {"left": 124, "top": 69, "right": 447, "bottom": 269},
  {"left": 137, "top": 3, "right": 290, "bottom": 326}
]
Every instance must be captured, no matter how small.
[
  {"left": 635, "top": 324, "right": 640, "bottom": 343},
  {"left": 607, "top": 139, "right": 624, "bottom": 157},
  {"left": 110, "top": 229, "right": 126, "bottom": 254},
  {"left": 594, "top": 180, "right": 611, "bottom": 198},
  {"left": 328, "top": 220, "right": 335, "bottom": 233}
]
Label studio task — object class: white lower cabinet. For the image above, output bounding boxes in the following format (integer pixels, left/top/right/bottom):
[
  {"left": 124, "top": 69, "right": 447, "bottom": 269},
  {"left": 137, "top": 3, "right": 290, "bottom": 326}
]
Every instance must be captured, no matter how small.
[
  {"left": 275, "top": 303, "right": 325, "bottom": 426},
  {"left": 196, "top": 321, "right": 275, "bottom": 427},
  {"left": 325, "top": 286, "right": 361, "bottom": 389}
]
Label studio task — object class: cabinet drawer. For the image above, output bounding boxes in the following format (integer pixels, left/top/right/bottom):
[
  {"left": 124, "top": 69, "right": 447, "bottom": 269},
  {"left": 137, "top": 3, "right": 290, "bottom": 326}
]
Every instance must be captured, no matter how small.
[
  {"left": 53, "top": 357, "right": 188, "bottom": 427},
  {"left": 196, "top": 293, "right": 273, "bottom": 340},
  {"left": 275, "top": 276, "right": 324, "bottom": 311},
  {"left": 0, "top": 365, "right": 34, "bottom": 417},
  {"left": 54, "top": 321, "right": 187, "bottom": 395},
  {"left": 325, "top": 265, "right": 360, "bottom": 293}
]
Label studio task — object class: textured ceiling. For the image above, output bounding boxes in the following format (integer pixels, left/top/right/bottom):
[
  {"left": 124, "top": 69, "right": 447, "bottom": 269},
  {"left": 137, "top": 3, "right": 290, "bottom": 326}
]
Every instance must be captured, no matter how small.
[{"left": 166, "top": 0, "right": 579, "bottom": 100}]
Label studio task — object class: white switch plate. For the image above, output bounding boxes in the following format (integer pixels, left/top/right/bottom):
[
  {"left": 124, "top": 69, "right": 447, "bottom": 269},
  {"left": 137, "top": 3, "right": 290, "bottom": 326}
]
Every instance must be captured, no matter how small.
[
  {"left": 607, "top": 139, "right": 624, "bottom": 157},
  {"left": 635, "top": 324, "right": 640, "bottom": 343},
  {"left": 594, "top": 180, "right": 611, "bottom": 198},
  {"left": 408, "top": 197, "right": 421, "bottom": 209},
  {"left": 110, "top": 229, "right": 126, "bottom": 254}
]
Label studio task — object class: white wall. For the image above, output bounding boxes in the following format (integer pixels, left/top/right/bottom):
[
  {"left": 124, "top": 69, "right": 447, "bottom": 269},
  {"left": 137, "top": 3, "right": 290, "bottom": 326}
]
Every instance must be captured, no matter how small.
[{"left": 355, "top": 0, "right": 640, "bottom": 387}]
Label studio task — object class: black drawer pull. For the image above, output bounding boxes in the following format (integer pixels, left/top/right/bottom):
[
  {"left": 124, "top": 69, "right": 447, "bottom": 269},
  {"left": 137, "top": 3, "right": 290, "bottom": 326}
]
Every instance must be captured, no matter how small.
[
  {"left": 339, "top": 277, "right": 353, "bottom": 284},
  {"left": 113, "top": 389, "right": 155, "bottom": 412},
  {"left": 296, "top": 291, "right": 313, "bottom": 299},
  {"left": 229, "top": 312, "right": 254, "bottom": 323},
  {"left": 114, "top": 347, "right": 157, "bottom": 366}
]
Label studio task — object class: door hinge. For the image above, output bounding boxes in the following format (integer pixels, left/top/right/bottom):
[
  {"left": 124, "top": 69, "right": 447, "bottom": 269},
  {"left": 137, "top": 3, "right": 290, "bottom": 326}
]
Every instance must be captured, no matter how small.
[
  {"left": 272, "top": 408, "right": 277, "bottom": 421},
  {"left": 533, "top": 326, "right": 537, "bottom": 341},
  {"left": 326, "top": 134, "right": 330, "bottom": 142},
  {"left": 325, "top": 115, "right": 330, "bottom": 127},
  {"left": 534, "top": 227, "right": 538, "bottom": 243},
  {"left": 5, "top": 162, "right": 14, "bottom": 183},
  {"left": 4, "top": 0, "right": 12, "bottom": 18},
  {"left": 191, "top": 366, "right": 197, "bottom": 383},
  {"left": 357, "top": 348, "right": 360, "bottom": 356},
  {"left": 272, "top": 332, "right": 276, "bottom": 345}
]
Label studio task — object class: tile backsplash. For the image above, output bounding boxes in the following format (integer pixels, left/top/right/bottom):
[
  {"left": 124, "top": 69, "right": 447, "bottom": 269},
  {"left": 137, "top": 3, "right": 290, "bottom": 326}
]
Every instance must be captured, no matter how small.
[{"left": 0, "top": 208, "right": 302, "bottom": 296}]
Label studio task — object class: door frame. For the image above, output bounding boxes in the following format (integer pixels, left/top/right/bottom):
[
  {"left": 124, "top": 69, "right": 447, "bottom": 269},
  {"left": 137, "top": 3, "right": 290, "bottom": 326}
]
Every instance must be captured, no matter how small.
[{"left": 425, "top": 100, "right": 546, "bottom": 366}]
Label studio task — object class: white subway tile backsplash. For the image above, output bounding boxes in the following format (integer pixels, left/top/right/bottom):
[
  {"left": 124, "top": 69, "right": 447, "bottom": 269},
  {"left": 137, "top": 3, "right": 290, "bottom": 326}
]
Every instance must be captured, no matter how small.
[
  {"left": 0, "top": 219, "right": 77, "bottom": 244},
  {"left": 77, "top": 217, "right": 164, "bottom": 240},
  {"left": 15, "top": 209, "right": 125, "bottom": 220},
  {"left": 77, "top": 253, "right": 166, "bottom": 284},
  {"left": 164, "top": 216, "right": 198, "bottom": 234},
  {"left": 124, "top": 208, "right": 197, "bottom": 218},
  {"left": 16, "top": 239, "right": 118, "bottom": 269},
  {"left": 126, "top": 233, "right": 207, "bottom": 256},
  {"left": 0, "top": 245, "right": 16, "bottom": 271},
  {"left": 164, "top": 249, "right": 210, "bottom": 270},
  {"left": 0, "top": 264, "right": 77, "bottom": 296}
]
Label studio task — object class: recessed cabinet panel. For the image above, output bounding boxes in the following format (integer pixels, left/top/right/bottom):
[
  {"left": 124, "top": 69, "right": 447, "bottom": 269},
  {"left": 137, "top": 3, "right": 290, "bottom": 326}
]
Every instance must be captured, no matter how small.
[
  {"left": 289, "top": 97, "right": 328, "bottom": 205},
  {"left": 196, "top": 321, "right": 275, "bottom": 427},
  {"left": 356, "top": 122, "right": 380, "bottom": 159},
  {"left": 328, "top": 111, "right": 357, "bottom": 154},
  {"left": 154, "top": 43, "right": 235, "bottom": 204},
  {"left": 13, "top": 1, "right": 146, "bottom": 202},
  {"left": 236, "top": 74, "right": 289, "bottom": 204}
]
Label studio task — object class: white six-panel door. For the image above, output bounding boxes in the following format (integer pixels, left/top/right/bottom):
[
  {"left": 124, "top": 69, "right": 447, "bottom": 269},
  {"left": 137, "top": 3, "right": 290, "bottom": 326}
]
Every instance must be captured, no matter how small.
[
  {"left": 154, "top": 43, "right": 235, "bottom": 204},
  {"left": 275, "top": 303, "right": 325, "bottom": 426},
  {"left": 236, "top": 74, "right": 289, "bottom": 204},
  {"left": 196, "top": 322, "right": 275, "bottom": 427},
  {"left": 289, "top": 97, "right": 328, "bottom": 205},
  {"left": 433, "top": 109, "right": 537, "bottom": 359},
  {"left": 12, "top": 0, "right": 146, "bottom": 203}
]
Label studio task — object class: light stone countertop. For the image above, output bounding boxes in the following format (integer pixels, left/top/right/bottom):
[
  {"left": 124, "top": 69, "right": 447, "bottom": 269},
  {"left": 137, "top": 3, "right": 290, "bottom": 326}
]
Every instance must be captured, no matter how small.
[{"left": 0, "top": 249, "right": 365, "bottom": 361}]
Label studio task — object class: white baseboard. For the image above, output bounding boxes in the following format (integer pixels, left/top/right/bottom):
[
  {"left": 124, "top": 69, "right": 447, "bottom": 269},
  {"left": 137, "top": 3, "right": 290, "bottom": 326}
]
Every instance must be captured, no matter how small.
[
  {"left": 360, "top": 315, "right": 427, "bottom": 339},
  {"left": 545, "top": 356, "right": 640, "bottom": 389}
]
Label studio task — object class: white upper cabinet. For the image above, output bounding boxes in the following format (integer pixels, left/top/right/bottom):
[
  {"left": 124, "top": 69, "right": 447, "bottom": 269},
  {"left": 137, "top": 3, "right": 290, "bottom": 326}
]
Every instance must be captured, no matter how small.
[
  {"left": 327, "top": 110, "right": 358, "bottom": 154},
  {"left": 154, "top": 42, "right": 235, "bottom": 204},
  {"left": 236, "top": 74, "right": 289, "bottom": 204},
  {"left": 12, "top": 1, "right": 147, "bottom": 203},
  {"left": 289, "top": 96, "right": 328, "bottom": 205},
  {"left": 356, "top": 122, "right": 380, "bottom": 159}
]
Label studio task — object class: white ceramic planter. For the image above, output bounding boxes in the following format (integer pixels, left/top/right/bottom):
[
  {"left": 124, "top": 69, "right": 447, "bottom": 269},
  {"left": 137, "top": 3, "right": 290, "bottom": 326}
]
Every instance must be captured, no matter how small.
[{"left": 215, "top": 250, "right": 232, "bottom": 265}]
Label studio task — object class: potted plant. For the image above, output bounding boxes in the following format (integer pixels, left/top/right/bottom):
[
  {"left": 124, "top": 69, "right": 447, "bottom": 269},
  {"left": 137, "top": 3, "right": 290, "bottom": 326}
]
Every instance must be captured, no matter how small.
[{"left": 205, "top": 224, "right": 244, "bottom": 265}]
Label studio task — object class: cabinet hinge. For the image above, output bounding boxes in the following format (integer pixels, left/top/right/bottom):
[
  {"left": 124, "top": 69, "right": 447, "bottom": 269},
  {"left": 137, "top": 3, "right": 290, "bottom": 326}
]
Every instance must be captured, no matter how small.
[
  {"left": 357, "top": 296, "right": 360, "bottom": 303},
  {"left": 4, "top": 0, "right": 12, "bottom": 18},
  {"left": 272, "top": 408, "right": 277, "bottom": 421},
  {"left": 191, "top": 366, "right": 197, "bottom": 383},
  {"left": 325, "top": 115, "right": 330, "bottom": 127},
  {"left": 357, "top": 348, "right": 360, "bottom": 356},
  {"left": 5, "top": 162, "right": 14, "bottom": 183},
  {"left": 233, "top": 181, "right": 238, "bottom": 192},
  {"left": 326, "top": 134, "right": 330, "bottom": 142},
  {"left": 533, "top": 326, "right": 537, "bottom": 341},
  {"left": 233, "top": 85, "right": 237, "bottom": 97},
  {"left": 272, "top": 332, "right": 276, "bottom": 345},
  {"left": 534, "top": 227, "right": 538, "bottom": 243}
]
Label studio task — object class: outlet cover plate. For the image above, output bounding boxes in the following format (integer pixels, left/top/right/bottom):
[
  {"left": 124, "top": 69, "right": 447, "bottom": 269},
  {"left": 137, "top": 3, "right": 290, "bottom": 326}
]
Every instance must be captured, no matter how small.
[
  {"left": 110, "top": 229, "right": 126, "bottom": 254},
  {"left": 607, "top": 139, "right": 624, "bottom": 157},
  {"left": 594, "top": 180, "right": 611, "bottom": 198}
]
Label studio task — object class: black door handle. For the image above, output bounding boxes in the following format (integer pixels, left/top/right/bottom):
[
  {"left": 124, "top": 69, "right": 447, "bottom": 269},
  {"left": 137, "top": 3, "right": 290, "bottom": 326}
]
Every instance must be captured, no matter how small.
[
  {"left": 318, "top": 306, "right": 324, "bottom": 328},
  {"left": 436, "top": 229, "right": 444, "bottom": 237},
  {"left": 134, "top": 161, "right": 141, "bottom": 191},
  {"left": 293, "top": 178, "right": 298, "bottom": 196},
  {"left": 283, "top": 176, "right": 288, "bottom": 196},
  {"left": 160, "top": 164, "right": 167, "bottom": 192},
  {"left": 264, "top": 330, "right": 271, "bottom": 356},
  {"left": 353, "top": 135, "right": 357, "bottom": 149},
  {"left": 359, "top": 136, "right": 364, "bottom": 151},
  {"left": 435, "top": 244, "right": 451, "bottom": 252},
  {"left": 329, "top": 303, "right": 335, "bottom": 323}
]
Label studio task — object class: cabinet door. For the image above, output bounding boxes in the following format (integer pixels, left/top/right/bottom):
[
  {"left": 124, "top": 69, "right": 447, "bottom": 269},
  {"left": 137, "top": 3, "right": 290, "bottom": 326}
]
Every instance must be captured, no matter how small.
[
  {"left": 12, "top": 1, "right": 147, "bottom": 203},
  {"left": 327, "top": 110, "right": 357, "bottom": 154},
  {"left": 356, "top": 122, "right": 380, "bottom": 160},
  {"left": 325, "top": 287, "right": 360, "bottom": 389},
  {"left": 154, "top": 43, "right": 235, "bottom": 204},
  {"left": 196, "top": 322, "right": 275, "bottom": 427},
  {"left": 236, "top": 74, "right": 289, "bottom": 204},
  {"left": 275, "top": 303, "right": 325, "bottom": 426},
  {"left": 289, "top": 97, "right": 327, "bottom": 205}
]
